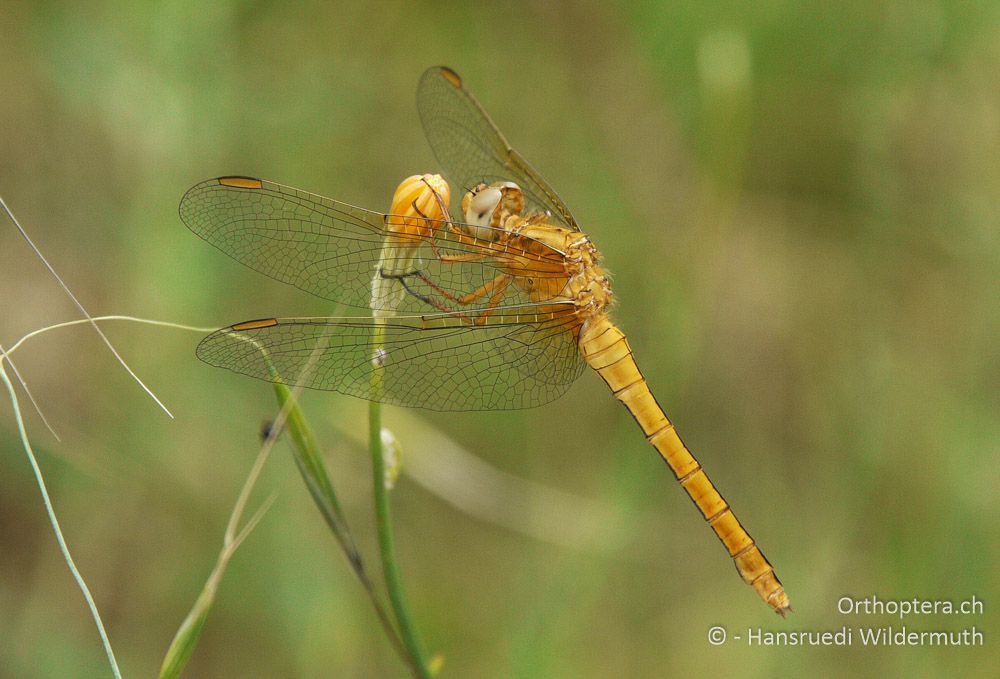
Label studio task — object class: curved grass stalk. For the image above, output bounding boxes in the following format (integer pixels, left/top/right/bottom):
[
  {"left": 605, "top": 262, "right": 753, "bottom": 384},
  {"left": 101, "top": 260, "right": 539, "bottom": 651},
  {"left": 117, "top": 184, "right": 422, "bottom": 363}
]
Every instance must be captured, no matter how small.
[
  {"left": 0, "top": 349, "right": 122, "bottom": 679},
  {"left": 4, "top": 316, "right": 218, "bottom": 357}
]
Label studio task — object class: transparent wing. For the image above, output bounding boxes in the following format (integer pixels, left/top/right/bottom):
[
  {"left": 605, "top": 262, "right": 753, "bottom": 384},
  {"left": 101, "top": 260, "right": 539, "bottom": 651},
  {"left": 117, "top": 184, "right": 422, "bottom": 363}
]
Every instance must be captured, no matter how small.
[
  {"left": 179, "top": 176, "right": 568, "bottom": 313},
  {"left": 196, "top": 307, "right": 587, "bottom": 411},
  {"left": 417, "top": 66, "right": 580, "bottom": 231}
]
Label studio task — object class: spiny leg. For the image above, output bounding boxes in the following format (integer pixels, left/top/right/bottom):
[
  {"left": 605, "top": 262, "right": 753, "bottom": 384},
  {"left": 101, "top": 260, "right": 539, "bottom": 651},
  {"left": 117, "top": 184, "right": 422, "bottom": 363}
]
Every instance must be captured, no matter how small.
[
  {"left": 419, "top": 270, "right": 512, "bottom": 306},
  {"left": 378, "top": 269, "right": 513, "bottom": 324},
  {"left": 469, "top": 274, "right": 513, "bottom": 325}
]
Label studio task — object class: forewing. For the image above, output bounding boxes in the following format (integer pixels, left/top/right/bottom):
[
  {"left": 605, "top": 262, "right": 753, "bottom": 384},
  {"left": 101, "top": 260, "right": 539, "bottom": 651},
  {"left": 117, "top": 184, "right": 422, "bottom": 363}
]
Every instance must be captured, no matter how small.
[
  {"left": 196, "top": 307, "right": 586, "bottom": 411},
  {"left": 417, "top": 66, "right": 580, "bottom": 231},
  {"left": 179, "top": 177, "right": 561, "bottom": 312}
]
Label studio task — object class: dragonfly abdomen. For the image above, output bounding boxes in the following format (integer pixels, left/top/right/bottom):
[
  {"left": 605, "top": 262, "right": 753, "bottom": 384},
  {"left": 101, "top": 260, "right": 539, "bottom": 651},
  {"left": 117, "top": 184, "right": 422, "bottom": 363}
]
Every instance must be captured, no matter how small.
[{"left": 579, "top": 315, "right": 791, "bottom": 615}]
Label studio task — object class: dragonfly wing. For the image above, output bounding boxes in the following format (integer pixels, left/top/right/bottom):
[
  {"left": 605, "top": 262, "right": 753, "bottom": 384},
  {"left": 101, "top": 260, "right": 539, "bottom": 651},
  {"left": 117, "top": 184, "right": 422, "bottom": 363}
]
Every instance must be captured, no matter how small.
[
  {"left": 179, "top": 177, "right": 559, "bottom": 313},
  {"left": 181, "top": 177, "right": 388, "bottom": 309},
  {"left": 196, "top": 307, "right": 586, "bottom": 411},
  {"left": 417, "top": 66, "right": 581, "bottom": 231}
]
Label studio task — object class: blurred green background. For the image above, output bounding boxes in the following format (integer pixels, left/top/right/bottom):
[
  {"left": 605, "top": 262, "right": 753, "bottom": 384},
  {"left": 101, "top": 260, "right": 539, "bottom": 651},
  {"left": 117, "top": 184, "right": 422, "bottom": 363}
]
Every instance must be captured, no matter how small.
[{"left": 2, "top": 1, "right": 998, "bottom": 677}]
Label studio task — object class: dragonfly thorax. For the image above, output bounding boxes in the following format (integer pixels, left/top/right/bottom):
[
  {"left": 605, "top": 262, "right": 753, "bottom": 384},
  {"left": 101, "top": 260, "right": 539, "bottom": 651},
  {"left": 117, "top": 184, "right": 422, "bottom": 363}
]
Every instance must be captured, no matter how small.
[
  {"left": 461, "top": 182, "right": 614, "bottom": 319},
  {"left": 565, "top": 237, "right": 613, "bottom": 318},
  {"left": 518, "top": 221, "right": 613, "bottom": 320}
]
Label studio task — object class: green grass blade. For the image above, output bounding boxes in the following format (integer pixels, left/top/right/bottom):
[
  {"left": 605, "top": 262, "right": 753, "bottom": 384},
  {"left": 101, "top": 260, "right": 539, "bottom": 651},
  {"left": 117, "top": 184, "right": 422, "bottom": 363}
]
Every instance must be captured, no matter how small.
[
  {"left": 269, "top": 378, "right": 416, "bottom": 671},
  {"left": 158, "top": 574, "right": 215, "bottom": 679},
  {"left": 158, "top": 449, "right": 275, "bottom": 679},
  {"left": 159, "top": 497, "right": 273, "bottom": 679}
]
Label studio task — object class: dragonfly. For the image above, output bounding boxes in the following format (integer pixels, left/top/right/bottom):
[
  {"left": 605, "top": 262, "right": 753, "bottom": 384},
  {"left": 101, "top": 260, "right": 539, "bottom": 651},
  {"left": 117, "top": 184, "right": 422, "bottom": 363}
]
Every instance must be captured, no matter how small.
[{"left": 179, "top": 66, "right": 790, "bottom": 615}]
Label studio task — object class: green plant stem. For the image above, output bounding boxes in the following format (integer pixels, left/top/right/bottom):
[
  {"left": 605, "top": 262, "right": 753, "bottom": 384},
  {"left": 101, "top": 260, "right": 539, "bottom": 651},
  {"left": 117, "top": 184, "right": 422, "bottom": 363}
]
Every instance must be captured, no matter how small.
[
  {"left": 370, "top": 328, "right": 431, "bottom": 679},
  {"left": 0, "top": 352, "right": 122, "bottom": 679}
]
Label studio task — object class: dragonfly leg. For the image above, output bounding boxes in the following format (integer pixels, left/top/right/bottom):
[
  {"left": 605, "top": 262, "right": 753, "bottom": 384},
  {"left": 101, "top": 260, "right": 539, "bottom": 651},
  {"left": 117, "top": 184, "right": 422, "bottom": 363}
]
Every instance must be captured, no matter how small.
[
  {"left": 424, "top": 175, "right": 452, "bottom": 225},
  {"left": 377, "top": 270, "right": 513, "bottom": 325},
  {"left": 406, "top": 185, "right": 450, "bottom": 236},
  {"left": 441, "top": 274, "right": 512, "bottom": 325},
  {"left": 467, "top": 274, "right": 513, "bottom": 325},
  {"left": 421, "top": 271, "right": 511, "bottom": 306},
  {"left": 439, "top": 251, "right": 492, "bottom": 263},
  {"left": 428, "top": 230, "right": 496, "bottom": 265}
]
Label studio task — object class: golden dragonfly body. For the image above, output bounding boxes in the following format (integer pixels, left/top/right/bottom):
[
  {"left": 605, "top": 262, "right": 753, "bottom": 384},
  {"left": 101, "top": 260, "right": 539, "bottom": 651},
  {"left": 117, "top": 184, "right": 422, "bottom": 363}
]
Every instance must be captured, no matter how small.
[{"left": 180, "top": 66, "right": 789, "bottom": 614}]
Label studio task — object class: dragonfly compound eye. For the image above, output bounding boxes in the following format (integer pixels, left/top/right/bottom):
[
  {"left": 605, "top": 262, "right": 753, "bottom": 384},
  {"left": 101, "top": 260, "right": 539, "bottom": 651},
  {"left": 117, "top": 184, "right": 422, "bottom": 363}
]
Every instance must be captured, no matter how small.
[
  {"left": 465, "top": 186, "right": 501, "bottom": 224},
  {"left": 460, "top": 186, "right": 505, "bottom": 242}
]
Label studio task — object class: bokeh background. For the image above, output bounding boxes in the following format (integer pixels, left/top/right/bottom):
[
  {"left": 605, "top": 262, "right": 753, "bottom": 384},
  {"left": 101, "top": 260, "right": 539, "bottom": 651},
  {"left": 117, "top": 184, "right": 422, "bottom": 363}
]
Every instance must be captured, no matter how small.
[{"left": 2, "top": 1, "right": 998, "bottom": 677}]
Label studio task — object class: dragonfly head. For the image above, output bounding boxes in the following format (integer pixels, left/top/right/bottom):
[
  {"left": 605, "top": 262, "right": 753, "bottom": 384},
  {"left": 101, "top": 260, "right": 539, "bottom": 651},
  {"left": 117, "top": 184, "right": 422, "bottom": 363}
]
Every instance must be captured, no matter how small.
[{"left": 460, "top": 181, "right": 525, "bottom": 240}]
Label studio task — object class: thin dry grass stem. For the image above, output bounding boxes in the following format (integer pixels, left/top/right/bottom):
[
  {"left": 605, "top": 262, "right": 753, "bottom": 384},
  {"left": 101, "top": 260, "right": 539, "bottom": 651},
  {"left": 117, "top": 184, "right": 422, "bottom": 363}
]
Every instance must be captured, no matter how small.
[
  {"left": 0, "top": 350, "right": 60, "bottom": 440},
  {"left": 4, "top": 316, "right": 219, "bottom": 357},
  {"left": 1, "top": 197, "right": 174, "bottom": 418},
  {"left": 3, "top": 316, "right": 215, "bottom": 440}
]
